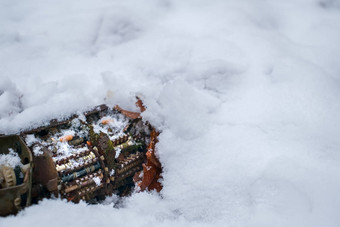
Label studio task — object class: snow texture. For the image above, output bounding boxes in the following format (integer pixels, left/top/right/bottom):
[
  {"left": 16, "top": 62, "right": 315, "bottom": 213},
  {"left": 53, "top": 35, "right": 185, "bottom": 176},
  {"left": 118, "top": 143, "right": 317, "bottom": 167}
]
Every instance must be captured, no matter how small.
[
  {"left": 1, "top": 0, "right": 340, "bottom": 226},
  {"left": 93, "top": 176, "right": 101, "bottom": 187},
  {"left": 0, "top": 149, "right": 22, "bottom": 168}
]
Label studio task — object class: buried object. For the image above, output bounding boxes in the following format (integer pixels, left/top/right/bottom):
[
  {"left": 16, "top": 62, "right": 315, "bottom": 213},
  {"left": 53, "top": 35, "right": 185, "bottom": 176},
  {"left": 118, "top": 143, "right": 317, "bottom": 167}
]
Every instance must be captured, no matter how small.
[{"left": 0, "top": 101, "right": 162, "bottom": 216}]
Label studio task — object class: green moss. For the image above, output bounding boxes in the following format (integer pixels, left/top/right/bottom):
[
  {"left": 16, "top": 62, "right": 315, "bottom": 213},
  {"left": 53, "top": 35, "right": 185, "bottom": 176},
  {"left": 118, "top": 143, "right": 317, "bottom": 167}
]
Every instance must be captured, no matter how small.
[{"left": 89, "top": 125, "right": 99, "bottom": 147}]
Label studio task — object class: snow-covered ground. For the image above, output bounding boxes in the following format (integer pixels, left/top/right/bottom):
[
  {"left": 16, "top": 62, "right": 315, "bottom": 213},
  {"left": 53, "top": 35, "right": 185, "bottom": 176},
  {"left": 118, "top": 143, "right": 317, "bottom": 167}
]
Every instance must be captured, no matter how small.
[{"left": 1, "top": 0, "right": 340, "bottom": 226}]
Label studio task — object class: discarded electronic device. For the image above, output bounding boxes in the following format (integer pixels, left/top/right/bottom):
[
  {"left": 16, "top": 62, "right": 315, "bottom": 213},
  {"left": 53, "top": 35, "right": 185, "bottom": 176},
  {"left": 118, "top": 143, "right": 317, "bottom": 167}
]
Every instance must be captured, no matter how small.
[{"left": 0, "top": 100, "right": 162, "bottom": 216}]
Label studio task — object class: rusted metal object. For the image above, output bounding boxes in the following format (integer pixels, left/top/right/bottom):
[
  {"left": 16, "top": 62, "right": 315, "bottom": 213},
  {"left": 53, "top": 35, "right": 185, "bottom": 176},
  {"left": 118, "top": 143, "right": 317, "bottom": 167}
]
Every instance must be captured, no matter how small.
[
  {"left": 32, "top": 150, "right": 59, "bottom": 198},
  {"left": 0, "top": 100, "right": 162, "bottom": 216},
  {"left": 0, "top": 135, "right": 33, "bottom": 216}
]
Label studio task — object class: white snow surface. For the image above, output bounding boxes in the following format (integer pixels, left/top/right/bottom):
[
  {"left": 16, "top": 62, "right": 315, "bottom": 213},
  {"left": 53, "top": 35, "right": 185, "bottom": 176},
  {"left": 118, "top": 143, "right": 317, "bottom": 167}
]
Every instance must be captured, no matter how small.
[
  {"left": 1, "top": 0, "right": 340, "bottom": 226},
  {"left": 0, "top": 149, "right": 22, "bottom": 168}
]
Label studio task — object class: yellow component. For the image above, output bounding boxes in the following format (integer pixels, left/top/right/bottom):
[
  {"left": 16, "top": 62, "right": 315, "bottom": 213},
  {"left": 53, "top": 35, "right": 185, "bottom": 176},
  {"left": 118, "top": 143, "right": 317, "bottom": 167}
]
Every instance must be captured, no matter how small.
[
  {"left": 82, "top": 152, "right": 95, "bottom": 161},
  {"left": 14, "top": 197, "right": 21, "bottom": 209},
  {"left": 56, "top": 164, "right": 66, "bottom": 172},
  {"left": 21, "top": 164, "right": 30, "bottom": 173},
  {"left": 115, "top": 139, "right": 134, "bottom": 150},
  {"left": 0, "top": 165, "right": 16, "bottom": 188}
]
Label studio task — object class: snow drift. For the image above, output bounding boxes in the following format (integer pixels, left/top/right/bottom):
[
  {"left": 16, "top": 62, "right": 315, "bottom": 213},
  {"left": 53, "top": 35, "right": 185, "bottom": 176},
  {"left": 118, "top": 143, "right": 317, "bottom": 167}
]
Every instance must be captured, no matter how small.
[{"left": 1, "top": 0, "right": 340, "bottom": 226}]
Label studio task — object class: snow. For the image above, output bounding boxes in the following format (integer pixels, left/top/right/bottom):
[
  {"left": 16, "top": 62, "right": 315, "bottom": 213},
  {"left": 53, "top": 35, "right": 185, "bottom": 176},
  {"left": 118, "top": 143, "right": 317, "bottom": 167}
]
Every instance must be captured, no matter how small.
[
  {"left": 32, "top": 145, "right": 44, "bottom": 156},
  {"left": 92, "top": 114, "right": 129, "bottom": 140},
  {"left": 0, "top": 149, "right": 22, "bottom": 168},
  {"left": 1, "top": 0, "right": 340, "bottom": 226},
  {"left": 92, "top": 176, "right": 101, "bottom": 187},
  {"left": 24, "top": 134, "right": 39, "bottom": 147}
]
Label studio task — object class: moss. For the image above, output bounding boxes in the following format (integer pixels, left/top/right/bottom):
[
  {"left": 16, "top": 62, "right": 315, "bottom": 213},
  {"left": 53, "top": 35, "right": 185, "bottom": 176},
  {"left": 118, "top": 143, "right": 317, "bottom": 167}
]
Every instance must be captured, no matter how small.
[{"left": 88, "top": 125, "right": 99, "bottom": 147}]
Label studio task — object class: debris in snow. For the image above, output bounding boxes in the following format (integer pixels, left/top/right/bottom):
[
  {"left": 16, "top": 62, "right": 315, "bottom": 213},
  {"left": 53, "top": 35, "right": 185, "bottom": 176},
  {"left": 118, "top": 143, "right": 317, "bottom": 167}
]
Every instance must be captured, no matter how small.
[{"left": 13, "top": 104, "right": 158, "bottom": 209}]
